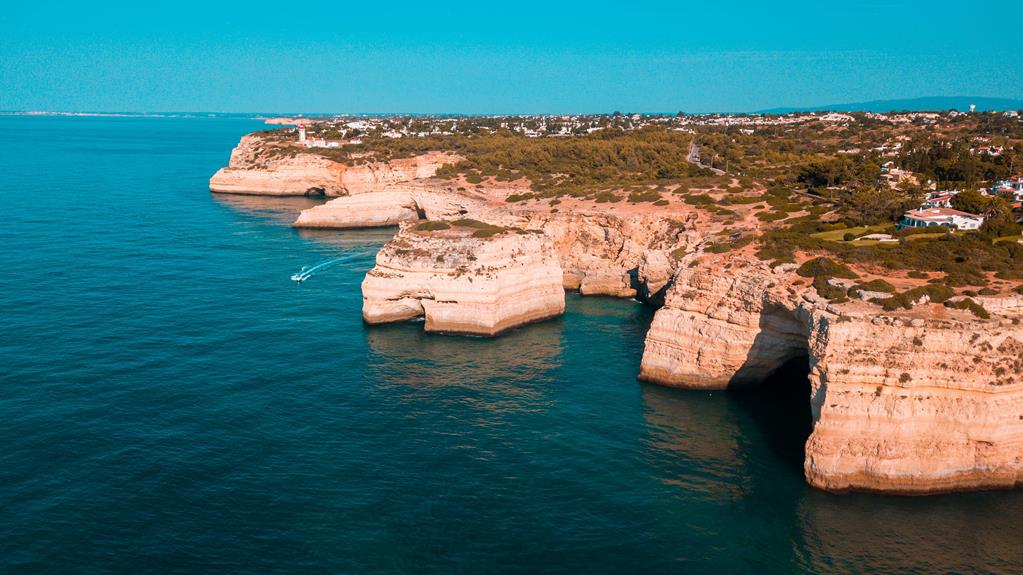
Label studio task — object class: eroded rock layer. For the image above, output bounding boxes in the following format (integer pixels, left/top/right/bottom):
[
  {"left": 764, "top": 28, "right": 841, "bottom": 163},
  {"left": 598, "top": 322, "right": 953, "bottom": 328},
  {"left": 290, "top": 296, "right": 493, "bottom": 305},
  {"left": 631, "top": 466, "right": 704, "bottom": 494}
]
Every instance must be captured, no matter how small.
[
  {"left": 209, "top": 135, "right": 457, "bottom": 196},
  {"left": 638, "top": 261, "right": 809, "bottom": 388},
  {"left": 805, "top": 318, "right": 1023, "bottom": 493},
  {"left": 361, "top": 223, "right": 565, "bottom": 336},
  {"left": 292, "top": 191, "right": 421, "bottom": 229},
  {"left": 499, "top": 211, "right": 701, "bottom": 301}
]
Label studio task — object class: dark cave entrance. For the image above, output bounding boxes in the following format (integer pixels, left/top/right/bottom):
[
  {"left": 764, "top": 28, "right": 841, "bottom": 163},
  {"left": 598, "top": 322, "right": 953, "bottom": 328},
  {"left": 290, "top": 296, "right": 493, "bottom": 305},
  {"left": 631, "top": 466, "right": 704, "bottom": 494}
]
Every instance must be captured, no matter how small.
[{"left": 727, "top": 354, "right": 813, "bottom": 474}]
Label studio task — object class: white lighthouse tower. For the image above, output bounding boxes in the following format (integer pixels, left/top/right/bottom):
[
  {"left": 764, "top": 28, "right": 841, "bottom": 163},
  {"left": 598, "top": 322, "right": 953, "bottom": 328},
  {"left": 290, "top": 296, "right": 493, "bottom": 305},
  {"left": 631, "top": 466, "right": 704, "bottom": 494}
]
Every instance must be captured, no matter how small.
[{"left": 298, "top": 124, "right": 307, "bottom": 145}]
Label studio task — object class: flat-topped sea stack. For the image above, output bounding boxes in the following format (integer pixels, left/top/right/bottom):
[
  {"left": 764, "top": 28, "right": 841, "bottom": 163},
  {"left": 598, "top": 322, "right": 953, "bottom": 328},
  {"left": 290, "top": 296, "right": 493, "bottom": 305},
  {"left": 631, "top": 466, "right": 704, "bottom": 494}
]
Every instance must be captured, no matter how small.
[
  {"left": 209, "top": 133, "right": 458, "bottom": 196},
  {"left": 361, "top": 219, "right": 566, "bottom": 336},
  {"left": 292, "top": 185, "right": 489, "bottom": 229},
  {"left": 292, "top": 191, "right": 421, "bottom": 229},
  {"left": 640, "top": 255, "right": 1023, "bottom": 494}
]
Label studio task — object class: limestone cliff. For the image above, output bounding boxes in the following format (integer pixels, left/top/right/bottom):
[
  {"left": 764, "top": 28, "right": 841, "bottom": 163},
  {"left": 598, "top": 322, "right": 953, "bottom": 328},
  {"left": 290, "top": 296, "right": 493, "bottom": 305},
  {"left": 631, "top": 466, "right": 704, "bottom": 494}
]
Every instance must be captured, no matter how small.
[
  {"left": 638, "top": 260, "right": 809, "bottom": 388},
  {"left": 292, "top": 191, "right": 421, "bottom": 229},
  {"left": 295, "top": 188, "right": 700, "bottom": 298},
  {"left": 209, "top": 134, "right": 458, "bottom": 196},
  {"left": 497, "top": 211, "right": 701, "bottom": 302},
  {"left": 639, "top": 255, "right": 1023, "bottom": 494},
  {"left": 361, "top": 222, "right": 565, "bottom": 336},
  {"left": 804, "top": 315, "right": 1023, "bottom": 494},
  {"left": 292, "top": 185, "right": 488, "bottom": 229}
]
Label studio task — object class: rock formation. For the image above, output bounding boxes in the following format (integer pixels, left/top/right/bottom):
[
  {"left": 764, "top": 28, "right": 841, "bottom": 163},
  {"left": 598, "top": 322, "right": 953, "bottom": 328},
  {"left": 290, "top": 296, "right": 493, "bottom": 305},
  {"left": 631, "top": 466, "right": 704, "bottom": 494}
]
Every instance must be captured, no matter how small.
[
  {"left": 638, "top": 260, "right": 809, "bottom": 388},
  {"left": 804, "top": 316, "right": 1023, "bottom": 494},
  {"left": 361, "top": 221, "right": 565, "bottom": 336},
  {"left": 495, "top": 211, "right": 701, "bottom": 302},
  {"left": 639, "top": 254, "right": 1023, "bottom": 494},
  {"left": 292, "top": 191, "right": 421, "bottom": 229},
  {"left": 214, "top": 129, "right": 1023, "bottom": 495},
  {"left": 209, "top": 134, "right": 458, "bottom": 196},
  {"left": 292, "top": 184, "right": 488, "bottom": 229}
]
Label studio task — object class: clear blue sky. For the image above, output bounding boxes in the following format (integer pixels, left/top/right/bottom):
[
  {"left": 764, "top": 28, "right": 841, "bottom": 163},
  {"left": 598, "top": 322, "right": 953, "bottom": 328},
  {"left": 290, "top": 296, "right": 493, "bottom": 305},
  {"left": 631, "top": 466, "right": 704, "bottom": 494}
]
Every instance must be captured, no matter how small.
[{"left": 1, "top": 1, "right": 1020, "bottom": 114}]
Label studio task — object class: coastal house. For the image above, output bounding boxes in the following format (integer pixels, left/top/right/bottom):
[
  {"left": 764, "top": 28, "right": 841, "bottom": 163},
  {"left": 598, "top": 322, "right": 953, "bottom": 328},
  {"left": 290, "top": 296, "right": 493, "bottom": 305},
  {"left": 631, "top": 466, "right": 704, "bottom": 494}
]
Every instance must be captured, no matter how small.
[
  {"left": 873, "top": 142, "right": 903, "bottom": 156},
  {"left": 993, "top": 177, "right": 1023, "bottom": 194},
  {"left": 820, "top": 113, "right": 854, "bottom": 123},
  {"left": 921, "top": 190, "right": 960, "bottom": 208},
  {"left": 898, "top": 208, "right": 985, "bottom": 231},
  {"left": 972, "top": 145, "right": 1004, "bottom": 156},
  {"left": 881, "top": 166, "right": 918, "bottom": 188}
]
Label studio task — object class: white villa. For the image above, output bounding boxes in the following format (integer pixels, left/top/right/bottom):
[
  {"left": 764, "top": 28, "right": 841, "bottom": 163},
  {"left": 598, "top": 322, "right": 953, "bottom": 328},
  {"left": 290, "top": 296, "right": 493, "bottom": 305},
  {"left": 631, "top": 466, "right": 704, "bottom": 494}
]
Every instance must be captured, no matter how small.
[
  {"left": 898, "top": 208, "right": 985, "bottom": 231},
  {"left": 921, "top": 190, "right": 960, "bottom": 208},
  {"left": 993, "top": 177, "right": 1023, "bottom": 201}
]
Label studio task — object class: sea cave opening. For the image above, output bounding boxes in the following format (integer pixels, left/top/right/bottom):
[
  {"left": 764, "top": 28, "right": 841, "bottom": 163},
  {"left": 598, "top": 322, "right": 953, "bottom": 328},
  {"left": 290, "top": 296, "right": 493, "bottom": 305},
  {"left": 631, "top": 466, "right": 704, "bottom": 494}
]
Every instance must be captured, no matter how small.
[{"left": 727, "top": 354, "right": 814, "bottom": 475}]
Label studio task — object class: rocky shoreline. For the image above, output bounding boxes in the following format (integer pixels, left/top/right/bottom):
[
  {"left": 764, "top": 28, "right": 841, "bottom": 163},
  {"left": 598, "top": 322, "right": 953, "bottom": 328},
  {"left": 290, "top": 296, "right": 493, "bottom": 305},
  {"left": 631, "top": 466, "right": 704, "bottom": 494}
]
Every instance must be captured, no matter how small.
[{"left": 211, "top": 132, "right": 1023, "bottom": 495}]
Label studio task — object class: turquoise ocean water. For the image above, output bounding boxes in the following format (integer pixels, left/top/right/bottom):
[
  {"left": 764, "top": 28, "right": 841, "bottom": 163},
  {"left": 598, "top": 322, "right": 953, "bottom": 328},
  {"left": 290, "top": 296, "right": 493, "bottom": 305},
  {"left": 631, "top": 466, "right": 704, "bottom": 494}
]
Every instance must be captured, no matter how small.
[{"left": 1, "top": 116, "right": 1021, "bottom": 574}]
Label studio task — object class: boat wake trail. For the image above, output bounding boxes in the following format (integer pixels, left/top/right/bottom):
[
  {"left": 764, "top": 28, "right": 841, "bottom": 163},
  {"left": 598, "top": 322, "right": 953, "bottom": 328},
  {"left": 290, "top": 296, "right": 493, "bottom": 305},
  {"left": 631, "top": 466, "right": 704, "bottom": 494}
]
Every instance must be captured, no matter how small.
[{"left": 291, "top": 252, "right": 371, "bottom": 283}]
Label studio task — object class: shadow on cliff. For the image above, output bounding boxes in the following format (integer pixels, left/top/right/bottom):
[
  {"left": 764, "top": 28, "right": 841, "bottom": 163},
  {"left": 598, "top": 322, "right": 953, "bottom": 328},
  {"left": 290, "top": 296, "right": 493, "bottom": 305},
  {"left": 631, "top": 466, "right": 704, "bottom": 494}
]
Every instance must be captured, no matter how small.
[
  {"left": 725, "top": 304, "right": 814, "bottom": 476},
  {"left": 726, "top": 355, "right": 812, "bottom": 475}
]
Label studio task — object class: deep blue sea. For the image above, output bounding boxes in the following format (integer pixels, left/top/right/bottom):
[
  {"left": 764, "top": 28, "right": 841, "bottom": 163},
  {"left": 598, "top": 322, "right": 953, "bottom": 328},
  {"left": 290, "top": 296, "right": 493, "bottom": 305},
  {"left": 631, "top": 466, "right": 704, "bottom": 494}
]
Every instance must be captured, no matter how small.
[{"left": 2, "top": 116, "right": 1022, "bottom": 574}]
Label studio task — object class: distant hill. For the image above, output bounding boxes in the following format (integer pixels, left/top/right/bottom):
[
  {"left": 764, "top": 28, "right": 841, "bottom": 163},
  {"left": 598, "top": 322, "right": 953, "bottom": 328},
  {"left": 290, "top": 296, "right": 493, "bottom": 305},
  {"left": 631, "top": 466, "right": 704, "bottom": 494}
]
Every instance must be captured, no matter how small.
[{"left": 758, "top": 97, "right": 1023, "bottom": 114}]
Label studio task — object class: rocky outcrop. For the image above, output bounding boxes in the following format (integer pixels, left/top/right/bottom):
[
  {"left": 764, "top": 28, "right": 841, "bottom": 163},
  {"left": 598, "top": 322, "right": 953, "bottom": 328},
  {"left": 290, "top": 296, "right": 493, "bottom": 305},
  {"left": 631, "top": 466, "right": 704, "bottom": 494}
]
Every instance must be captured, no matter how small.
[
  {"left": 804, "top": 316, "right": 1023, "bottom": 494},
  {"left": 361, "top": 222, "right": 565, "bottom": 336},
  {"left": 209, "top": 134, "right": 458, "bottom": 196},
  {"left": 293, "top": 191, "right": 421, "bottom": 229},
  {"left": 210, "top": 138, "right": 345, "bottom": 196},
  {"left": 292, "top": 184, "right": 488, "bottom": 229},
  {"left": 638, "top": 261, "right": 809, "bottom": 388},
  {"left": 640, "top": 256, "right": 1023, "bottom": 494},
  {"left": 495, "top": 212, "right": 700, "bottom": 301}
]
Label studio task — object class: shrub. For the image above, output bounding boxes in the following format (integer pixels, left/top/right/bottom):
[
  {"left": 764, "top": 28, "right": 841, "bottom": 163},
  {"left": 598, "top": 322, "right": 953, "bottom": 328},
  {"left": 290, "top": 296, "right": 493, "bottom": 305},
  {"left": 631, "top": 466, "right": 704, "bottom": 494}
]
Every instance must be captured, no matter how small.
[
  {"left": 450, "top": 218, "right": 514, "bottom": 238},
  {"left": 683, "top": 193, "right": 715, "bottom": 206},
  {"left": 797, "top": 257, "right": 858, "bottom": 279},
  {"left": 853, "top": 279, "right": 897, "bottom": 293},
  {"left": 945, "top": 297, "right": 991, "bottom": 319},
  {"left": 813, "top": 276, "right": 848, "bottom": 300},
  {"left": 880, "top": 284, "right": 955, "bottom": 310},
  {"left": 843, "top": 232, "right": 856, "bottom": 241},
  {"left": 594, "top": 191, "right": 622, "bottom": 203},
  {"left": 628, "top": 189, "right": 662, "bottom": 203},
  {"left": 415, "top": 221, "right": 451, "bottom": 231}
]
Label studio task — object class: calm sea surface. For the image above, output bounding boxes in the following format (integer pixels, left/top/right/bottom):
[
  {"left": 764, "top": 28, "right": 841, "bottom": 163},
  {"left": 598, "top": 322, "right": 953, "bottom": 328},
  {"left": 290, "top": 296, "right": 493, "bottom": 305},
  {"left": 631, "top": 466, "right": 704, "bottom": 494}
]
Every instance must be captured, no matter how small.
[{"left": 1, "top": 116, "right": 1021, "bottom": 574}]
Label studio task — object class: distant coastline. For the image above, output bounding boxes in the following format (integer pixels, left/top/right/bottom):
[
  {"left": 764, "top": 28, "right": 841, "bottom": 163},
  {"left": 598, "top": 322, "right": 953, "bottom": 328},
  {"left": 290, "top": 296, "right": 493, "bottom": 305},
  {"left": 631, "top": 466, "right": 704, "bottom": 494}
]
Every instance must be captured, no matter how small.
[
  {"left": 759, "top": 96, "right": 1023, "bottom": 114},
  {"left": 6, "top": 96, "right": 1023, "bottom": 118}
]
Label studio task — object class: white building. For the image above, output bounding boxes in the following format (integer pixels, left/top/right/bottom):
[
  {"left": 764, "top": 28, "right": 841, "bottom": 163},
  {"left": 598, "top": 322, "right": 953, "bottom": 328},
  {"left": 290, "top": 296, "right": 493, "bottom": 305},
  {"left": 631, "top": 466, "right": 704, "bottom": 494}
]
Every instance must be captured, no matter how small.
[
  {"left": 993, "top": 177, "right": 1023, "bottom": 202},
  {"left": 921, "top": 190, "right": 960, "bottom": 208},
  {"left": 898, "top": 208, "right": 985, "bottom": 231}
]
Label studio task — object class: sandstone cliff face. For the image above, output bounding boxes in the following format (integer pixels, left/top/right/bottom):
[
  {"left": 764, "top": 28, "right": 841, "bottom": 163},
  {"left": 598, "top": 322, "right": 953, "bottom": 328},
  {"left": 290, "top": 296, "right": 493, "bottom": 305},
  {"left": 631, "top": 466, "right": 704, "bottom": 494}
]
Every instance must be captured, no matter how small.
[
  {"left": 209, "top": 134, "right": 458, "bottom": 196},
  {"left": 499, "top": 212, "right": 701, "bottom": 302},
  {"left": 638, "top": 261, "right": 809, "bottom": 388},
  {"left": 639, "top": 256, "right": 1023, "bottom": 494},
  {"left": 805, "top": 316, "right": 1023, "bottom": 494},
  {"left": 292, "top": 191, "right": 421, "bottom": 229},
  {"left": 296, "top": 190, "right": 700, "bottom": 298},
  {"left": 361, "top": 223, "right": 565, "bottom": 336},
  {"left": 292, "top": 185, "right": 488, "bottom": 230}
]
